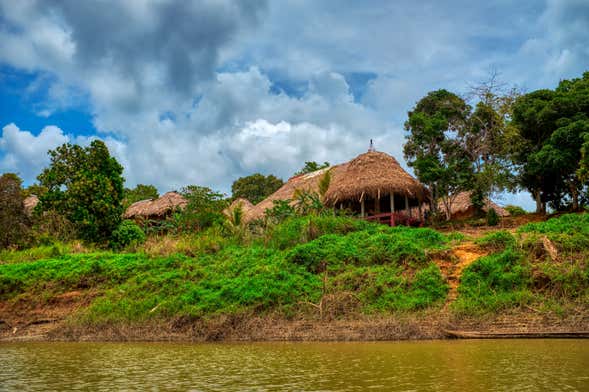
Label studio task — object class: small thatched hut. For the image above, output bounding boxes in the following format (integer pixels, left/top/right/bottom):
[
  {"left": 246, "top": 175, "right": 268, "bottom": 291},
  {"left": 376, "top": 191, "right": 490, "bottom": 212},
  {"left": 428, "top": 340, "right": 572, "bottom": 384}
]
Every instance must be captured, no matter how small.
[
  {"left": 245, "top": 150, "right": 429, "bottom": 224},
  {"left": 324, "top": 151, "right": 429, "bottom": 220},
  {"left": 224, "top": 198, "right": 255, "bottom": 217},
  {"left": 439, "top": 191, "right": 510, "bottom": 220},
  {"left": 245, "top": 166, "right": 338, "bottom": 222},
  {"left": 23, "top": 195, "right": 39, "bottom": 216},
  {"left": 123, "top": 191, "right": 188, "bottom": 220}
]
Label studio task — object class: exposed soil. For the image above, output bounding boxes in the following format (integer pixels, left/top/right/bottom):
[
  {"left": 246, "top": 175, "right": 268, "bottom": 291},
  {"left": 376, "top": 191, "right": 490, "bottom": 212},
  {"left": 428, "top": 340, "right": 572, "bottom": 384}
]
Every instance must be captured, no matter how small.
[{"left": 437, "top": 242, "right": 488, "bottom": 310}]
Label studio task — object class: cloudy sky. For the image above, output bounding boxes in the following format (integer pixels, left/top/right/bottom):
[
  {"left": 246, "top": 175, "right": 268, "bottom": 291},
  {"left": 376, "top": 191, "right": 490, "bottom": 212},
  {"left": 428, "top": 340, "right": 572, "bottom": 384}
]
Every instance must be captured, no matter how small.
[{"left": 1, "top": 0, "right": 588, "bottom": 209}]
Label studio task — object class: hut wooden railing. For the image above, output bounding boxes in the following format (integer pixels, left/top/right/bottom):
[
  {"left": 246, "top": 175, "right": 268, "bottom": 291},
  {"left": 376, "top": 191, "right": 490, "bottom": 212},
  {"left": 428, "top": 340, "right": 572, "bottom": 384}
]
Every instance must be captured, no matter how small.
[{"left": 362, "top": 212, "right": 424, "bottom": 227}]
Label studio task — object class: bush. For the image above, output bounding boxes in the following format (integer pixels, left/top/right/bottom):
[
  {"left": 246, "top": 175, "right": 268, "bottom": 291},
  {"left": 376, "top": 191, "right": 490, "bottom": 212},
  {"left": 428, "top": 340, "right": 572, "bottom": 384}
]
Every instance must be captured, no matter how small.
[
  {"left": 486, "top": 208, "right": 500, "bottom": 226},
  {"left": 505, "top": 205, "right": 527, "bottom": 216},
  {"left": 110, "top": 221, "right": 146, "bottom": 250}
]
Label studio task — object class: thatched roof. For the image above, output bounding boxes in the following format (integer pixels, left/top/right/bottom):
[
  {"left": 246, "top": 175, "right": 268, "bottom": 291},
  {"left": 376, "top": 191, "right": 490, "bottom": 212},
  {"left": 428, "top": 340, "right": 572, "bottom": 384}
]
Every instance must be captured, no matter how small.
[
  {"left": 324, "top": 151, "right": 428, "bottom": 205},
  {"left": 123, "top": 191, "right": 188, "bottom": 219},
  {"left": 439, "top": 191, "right": 510, "bottom": 218},
  {"left": 224, "top": 198, "right": 255, "bottom": 217},
  {"left": 245, "top": 166, "right": 341, "bottom": 222},
  {"left": 23, "top": 195, "right": 39, "bottom": 216}
]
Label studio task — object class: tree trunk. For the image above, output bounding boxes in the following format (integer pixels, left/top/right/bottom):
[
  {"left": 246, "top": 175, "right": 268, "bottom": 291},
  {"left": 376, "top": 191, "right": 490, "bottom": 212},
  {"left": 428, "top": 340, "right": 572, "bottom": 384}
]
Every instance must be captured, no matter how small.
[
  {"left": 570, "top": 183, "right": 579, "bottom": 211},
  {"left": 533, "top": 190, "right": 546, "bottom": 215}
]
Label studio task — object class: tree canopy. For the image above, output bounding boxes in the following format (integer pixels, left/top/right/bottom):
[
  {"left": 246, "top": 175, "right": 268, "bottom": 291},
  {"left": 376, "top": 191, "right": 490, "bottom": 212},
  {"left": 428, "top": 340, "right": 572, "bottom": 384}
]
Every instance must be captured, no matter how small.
[
  {"left": 123, "top": 184, "right": 159, "bottom": 208},
  {"left": 0, "top": 173, "right": 30, "bottom": 248},
  {"left": 512, "top": 71, "right": 589, "bottom": 212},
  {"left": 231, "top": 173, "right": 283, "bottom": 205},
  {"left": 404, "top": 89, "right": 472, "bottom": 218},
  {"left": 37, "top": 140, "right": 125, "bottom": 243}
]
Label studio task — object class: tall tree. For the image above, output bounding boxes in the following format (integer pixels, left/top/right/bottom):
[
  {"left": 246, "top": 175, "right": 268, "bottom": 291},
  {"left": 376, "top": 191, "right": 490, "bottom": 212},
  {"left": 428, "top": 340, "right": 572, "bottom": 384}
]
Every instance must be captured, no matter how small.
[
  {"left": 512, "top": 71, "right": 589, "bottom": 213},
  {"left": 0, "top": 173, "right": 30, "bottom": 248},
  {"left": 177, "top": 185, "right": 228, "bottom": 232},
  {"left": 231, "top": 173, "right": 283, "bottom": 204},
  {"left": 37, "top": 140, "right": 125, "bottom": 242},
  {"left": 404, "top": 89, "right": 472, "bottom": 218},
  {"left": 462, "top": 73, "right": 521, "bottom": 213},
  {"left": 123, "top": 184, "right": 159, "bottom": 208}
]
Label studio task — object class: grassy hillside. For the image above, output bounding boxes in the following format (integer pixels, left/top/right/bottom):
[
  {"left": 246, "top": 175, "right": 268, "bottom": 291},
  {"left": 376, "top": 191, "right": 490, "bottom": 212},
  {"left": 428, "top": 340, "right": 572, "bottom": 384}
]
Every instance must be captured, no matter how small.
[
  {"left": 454, "top": 214, "right": 589, "bottom": 315},
  {"left": 1, "top": 214, "right": 587, "bottom": 331}
]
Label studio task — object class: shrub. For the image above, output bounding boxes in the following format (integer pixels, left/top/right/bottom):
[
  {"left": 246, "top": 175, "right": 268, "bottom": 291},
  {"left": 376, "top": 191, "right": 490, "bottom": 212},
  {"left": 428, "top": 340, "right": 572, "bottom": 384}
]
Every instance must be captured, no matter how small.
[
  {"left": 110, "top": 221, "right": 146, "bottom": 250},
  {"left": 486, "top": 208, "right": 500, "bottom": 226},
  {"left": 505, "top": 205, "right": 527, "bottom": 216}
]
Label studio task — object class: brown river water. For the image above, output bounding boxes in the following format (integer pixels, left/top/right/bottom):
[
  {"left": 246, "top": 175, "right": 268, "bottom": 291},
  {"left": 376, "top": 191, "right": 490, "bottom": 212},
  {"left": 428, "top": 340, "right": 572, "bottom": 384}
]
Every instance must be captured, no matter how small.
[{"left": 1, "top": 340, "right": 588, "bottom": 391}]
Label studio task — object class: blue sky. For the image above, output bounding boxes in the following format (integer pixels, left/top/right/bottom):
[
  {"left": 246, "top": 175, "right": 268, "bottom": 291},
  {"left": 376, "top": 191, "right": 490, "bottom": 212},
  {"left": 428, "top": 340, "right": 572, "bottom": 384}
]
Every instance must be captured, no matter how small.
[{"left": 1, "top": 0, "right": 588, "bottom": 210}]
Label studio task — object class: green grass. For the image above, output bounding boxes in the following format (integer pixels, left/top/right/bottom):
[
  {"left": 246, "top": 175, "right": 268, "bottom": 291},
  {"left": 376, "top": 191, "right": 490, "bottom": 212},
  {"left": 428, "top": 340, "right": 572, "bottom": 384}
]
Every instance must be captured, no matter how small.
[
  {"left": 2, "top": 214, "right": 586, "bottom": 324},
  {"left": 0, "top": 217, "right": 450, "bottom": 325},
  {"left": 454, "top": 213, "right": 589, "bottom": 315},
  {"left": 475, "top": 230, "right": 517, "bottom": 251}
]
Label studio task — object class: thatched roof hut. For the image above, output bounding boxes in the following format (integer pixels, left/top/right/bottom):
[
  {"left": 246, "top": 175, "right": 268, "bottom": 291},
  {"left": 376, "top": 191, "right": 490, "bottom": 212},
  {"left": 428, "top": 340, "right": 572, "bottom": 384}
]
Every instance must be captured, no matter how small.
[
  {"left": 245, "top": 166, "right": 341, "bottom": 222},
  {"left": 324, "top": 151, "right": 428, "bottom": 205},
  {"left": 123, "top": 191, "right": 188, "bottom": 220},
  {"left": 224, "top": 198, "right": 255, "bottom": 217},
  {"left": 439, "top": 191, "right": 510, "bottom": 219},
  {"left": 23, "top": 195, "right": 39, "bottom": 216}
]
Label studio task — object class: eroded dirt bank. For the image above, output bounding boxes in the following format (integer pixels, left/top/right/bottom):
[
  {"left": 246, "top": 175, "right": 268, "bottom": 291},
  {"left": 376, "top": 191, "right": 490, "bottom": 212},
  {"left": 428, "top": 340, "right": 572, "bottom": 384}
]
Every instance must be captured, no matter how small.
[{"left": 2, "top": 306, "right": 587, "bottom": 342}]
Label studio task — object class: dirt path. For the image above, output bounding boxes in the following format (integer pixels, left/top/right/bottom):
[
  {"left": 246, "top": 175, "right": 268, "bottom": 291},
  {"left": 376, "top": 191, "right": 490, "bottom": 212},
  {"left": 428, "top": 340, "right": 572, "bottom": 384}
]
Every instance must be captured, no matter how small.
[{"left": 438, "top": 242, "right": 487, "bottom": 310}]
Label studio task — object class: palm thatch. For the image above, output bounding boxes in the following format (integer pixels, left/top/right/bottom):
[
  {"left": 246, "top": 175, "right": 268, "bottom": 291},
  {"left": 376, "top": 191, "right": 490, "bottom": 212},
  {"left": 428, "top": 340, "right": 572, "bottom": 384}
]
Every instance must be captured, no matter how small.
[
  {"left": 439, "top": 191, "right": 510, "bottom": 219},
  {"left": 224, "top": 197, "right": 255, "bottom": 217},
  {"left": 123, "top": 191, "right": 188, "bottom": 219},
  {"left": 23, "top": 195, "right": 39, "bottom": 216},
  {"left": 324, "top": 151, "right": 428, "bottom": 205},
  {"left": 245, "top": 166, "right": 341, "bottom": 222}
]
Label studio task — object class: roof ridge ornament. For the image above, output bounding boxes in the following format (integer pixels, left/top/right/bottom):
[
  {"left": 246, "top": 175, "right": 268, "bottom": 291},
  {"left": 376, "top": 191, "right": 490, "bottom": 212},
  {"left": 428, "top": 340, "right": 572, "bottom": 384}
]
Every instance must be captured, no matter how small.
[{"left": 368, "top": 139, "right": 375, "bottom": 152}]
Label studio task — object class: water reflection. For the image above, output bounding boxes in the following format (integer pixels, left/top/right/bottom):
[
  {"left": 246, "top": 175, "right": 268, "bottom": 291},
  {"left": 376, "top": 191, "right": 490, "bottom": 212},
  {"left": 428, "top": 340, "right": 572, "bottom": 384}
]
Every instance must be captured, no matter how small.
[{"left": 1, "top": 340, "right": 588, "bottom": 391}]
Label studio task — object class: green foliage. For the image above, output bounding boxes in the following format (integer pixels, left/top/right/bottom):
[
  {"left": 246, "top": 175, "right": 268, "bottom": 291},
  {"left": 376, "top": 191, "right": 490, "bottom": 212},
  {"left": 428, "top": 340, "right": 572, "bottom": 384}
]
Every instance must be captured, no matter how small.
[
  {"left": 264, "top": 199, "right": 296, "bottom": 224},
  {"left": 0, "top": 241, "right": 85, "bottom": 264},
  {"left": 294, "top": 161, "right": 330, "bottom": 176},
  {"left": 505, "top": 205, "right": 527, "bottom": 216},
  {"left": 176, "top": 185, "right": 228, "bottom": 232},
  {"left": 110, "top": 221, "right": 146, "bottom": 250},
  {"left": 318, "top": 170, "right": 331, "bottom": 199},
  {"left": 518, "top": 213, "right": 589, "bottom": 253},
  {"left": 486, "top": 208, "right": 500, "bottom": 226},
  {"left": 404, "top": 90, "right": 473, "bottom": 216},
  {"left": 0, "top": 173, "right": 31, "bottom": 249},
  {"left": 512, "top": 72, "right": 589, "bottom": 213},
  {"left": 454, "top": 249, "right": 533, "bottom": 314},
  {"left": 123, "top": 184, "right": 159, "bottom": 209},
  {"left": 37, "top": 140, "right": 124, "bottom": 243},
  {"left": 475, "top": 230, "right": 516, "bottom": 251},
  {"left": 0, "top": 216, "right": 454, "bottom": 323},
  {"left": 262, "top": 215, "right": 373, "bottom": 250},
  {"left": 286, "top": 228, "right": 444, "bottom": 273},
  {"left": 231, "top": 173, "right": 283, "bottom": 205}
]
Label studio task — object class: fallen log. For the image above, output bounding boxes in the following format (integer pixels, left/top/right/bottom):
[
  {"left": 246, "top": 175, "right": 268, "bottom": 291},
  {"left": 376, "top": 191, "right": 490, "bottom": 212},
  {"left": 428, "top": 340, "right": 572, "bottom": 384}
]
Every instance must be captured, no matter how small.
[{"left": 445, "top": 330, "right": 589, "bottom": 339}]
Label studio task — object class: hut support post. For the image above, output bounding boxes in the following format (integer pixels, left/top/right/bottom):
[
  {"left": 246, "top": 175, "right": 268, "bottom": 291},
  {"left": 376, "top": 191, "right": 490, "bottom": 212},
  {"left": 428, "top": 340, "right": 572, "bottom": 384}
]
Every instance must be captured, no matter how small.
[
  {"left": 361, "top": 199, "right": 365, "bottom": 218},
  {"left": 375, "top": 196, "right": 380, "bottom": 214},
  {"left": 418, "top": 203, "right": 423, "bottom": 222},
  {"left": 405, "top": 195, "right": 411, "bottom": 217},
  {"left": 390, "top": 193, "right": 395, "bottom": 226}
]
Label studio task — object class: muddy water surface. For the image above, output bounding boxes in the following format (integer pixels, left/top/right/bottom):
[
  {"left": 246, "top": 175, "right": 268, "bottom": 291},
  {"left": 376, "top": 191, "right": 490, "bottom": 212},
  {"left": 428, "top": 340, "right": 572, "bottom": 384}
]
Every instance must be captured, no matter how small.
[{"left": 1, "top": 339, "right": 588, "bottom": 391}]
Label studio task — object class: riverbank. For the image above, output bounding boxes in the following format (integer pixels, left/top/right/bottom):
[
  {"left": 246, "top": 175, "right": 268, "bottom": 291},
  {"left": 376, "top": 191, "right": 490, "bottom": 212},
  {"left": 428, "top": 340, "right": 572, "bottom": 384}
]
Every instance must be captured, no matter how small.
[
  {"left": 2, "top": 214, "right": 588, "bottom": 342},
  {"left": 2, "top": 308, "right": 588, "bottom": 342}
]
